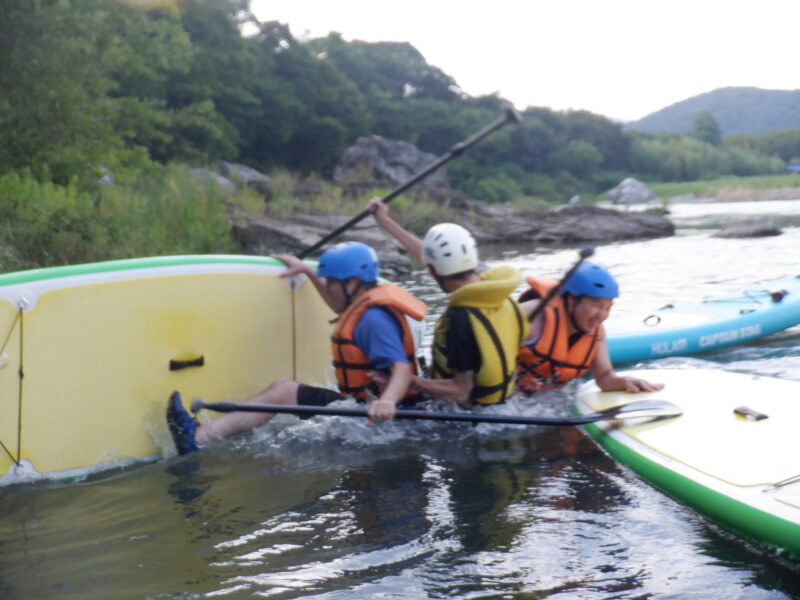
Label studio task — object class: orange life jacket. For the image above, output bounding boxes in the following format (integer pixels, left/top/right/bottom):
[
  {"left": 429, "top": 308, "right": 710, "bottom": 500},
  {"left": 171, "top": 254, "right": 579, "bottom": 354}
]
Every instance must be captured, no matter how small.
[
  {"left": 516, "top": 276, "right": 600, "bottom": 393},
  {"left": 331, "top": 283, "right": 427, "bottom": 401}
]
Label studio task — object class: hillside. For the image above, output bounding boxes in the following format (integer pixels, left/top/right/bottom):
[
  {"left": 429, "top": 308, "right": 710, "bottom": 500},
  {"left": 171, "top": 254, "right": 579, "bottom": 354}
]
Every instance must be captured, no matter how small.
[{"left": 626, "top": 87, "right": 800, "bottom": 136}]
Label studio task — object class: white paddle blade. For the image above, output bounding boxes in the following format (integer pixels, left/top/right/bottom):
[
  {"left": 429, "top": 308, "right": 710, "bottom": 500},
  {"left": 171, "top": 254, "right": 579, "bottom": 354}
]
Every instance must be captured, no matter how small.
[{"left": 610, "top": 400, "right": 683, "bottom": 421}]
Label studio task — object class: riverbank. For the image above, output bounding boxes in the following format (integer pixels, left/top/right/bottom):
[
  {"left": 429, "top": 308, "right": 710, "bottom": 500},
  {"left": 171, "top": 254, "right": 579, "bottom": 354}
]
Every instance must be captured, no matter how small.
[
  {"left": 233, "top": 198, "right": 675, "bottom": 276},
  {"left": 234, "top": 173, "right": 800, "bottom": 272},
  {"left": 650, "top": 173, "right": 800, "bottom": 203},
  {"left": 675, "top": 186, "right": 800, "bottom": 203},
  {"left": 2, "top": 164, "right": 797, "bottom": 277}
]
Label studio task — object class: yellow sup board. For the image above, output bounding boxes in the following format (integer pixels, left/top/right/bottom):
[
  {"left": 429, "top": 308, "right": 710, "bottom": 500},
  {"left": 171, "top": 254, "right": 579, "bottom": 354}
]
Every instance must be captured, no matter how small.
[
  {"left": 576, "top": 368, "right": 800, "bottom": 560},
  {"left": 0, "top": 256, "right": 335, "bottom": 483}
]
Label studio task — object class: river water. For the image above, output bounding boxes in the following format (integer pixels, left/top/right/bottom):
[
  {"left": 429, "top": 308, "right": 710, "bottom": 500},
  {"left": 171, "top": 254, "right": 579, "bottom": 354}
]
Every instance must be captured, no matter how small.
[{"left": 2, "top": 200, "right": 800, "bottom": 599}]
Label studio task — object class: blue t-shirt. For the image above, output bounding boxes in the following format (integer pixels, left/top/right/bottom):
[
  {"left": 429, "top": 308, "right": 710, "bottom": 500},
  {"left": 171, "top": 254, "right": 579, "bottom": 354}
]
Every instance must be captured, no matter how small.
[{"left": 352, "top": 306, "right": 409, "bottom": 371}]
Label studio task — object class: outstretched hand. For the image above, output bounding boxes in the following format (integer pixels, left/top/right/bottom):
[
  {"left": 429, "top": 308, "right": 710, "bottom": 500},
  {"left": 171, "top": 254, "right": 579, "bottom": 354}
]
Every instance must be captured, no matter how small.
[
  {"left": 622, "top": 377, "right": 665, "bottom": 393},
  {"left": 274, "top": 254, "right": 314, "bottom": 279}
]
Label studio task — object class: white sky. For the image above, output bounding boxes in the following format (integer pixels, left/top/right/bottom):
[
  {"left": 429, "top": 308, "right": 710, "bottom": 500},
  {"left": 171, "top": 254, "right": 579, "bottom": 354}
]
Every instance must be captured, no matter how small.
[{"left": 250, "top": 0, "right": 799, "bottom": 122}]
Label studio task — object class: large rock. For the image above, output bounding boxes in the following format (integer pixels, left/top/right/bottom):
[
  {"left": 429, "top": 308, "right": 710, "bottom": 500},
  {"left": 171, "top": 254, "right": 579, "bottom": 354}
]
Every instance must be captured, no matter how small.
[
  {"left": 497, "top": 205, "right": 675, "bottom": 244},
  {"left": 333, "top": 135, "right": 449, "bottom": 192},
  {"left": 188, "top": 167, "right": 236, "bottom": 194},
  {"left": 608, "top": 177, "right": 659, "bottom": 205},
  {"left": 714, "top": 218, "right": 782, "bottom": 238},
  {"left": 231, "top": 213, "right": 414, "bottom": 277},
  {"left": 217, "top": 161, "right": 272, "bottom": 198},
  {"left": 231, "top": 202, "right": 675, "bottom": 277}
]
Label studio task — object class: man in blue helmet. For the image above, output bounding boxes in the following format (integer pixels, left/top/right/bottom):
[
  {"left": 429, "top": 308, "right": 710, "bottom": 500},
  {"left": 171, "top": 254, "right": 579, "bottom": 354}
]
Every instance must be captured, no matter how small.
[
  {"left": 516, "top": 262, "right": 663, "bottom": 394},
  {"left": 166, "top": 242, "right": 428, "bottom": 455}
]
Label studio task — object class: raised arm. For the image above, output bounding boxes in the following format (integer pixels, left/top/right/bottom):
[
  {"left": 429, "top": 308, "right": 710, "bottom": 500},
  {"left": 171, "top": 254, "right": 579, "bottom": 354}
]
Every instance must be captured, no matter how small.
[{"left": 366, "top": 197, "right": 423, "bottom": 263}]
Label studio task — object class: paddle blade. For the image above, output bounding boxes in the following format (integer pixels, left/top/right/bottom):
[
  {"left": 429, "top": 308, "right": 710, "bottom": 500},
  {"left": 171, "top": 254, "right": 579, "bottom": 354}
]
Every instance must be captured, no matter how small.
[
  {"left": 601, "top": 399, "right": 683, "bottom": 422},
  {"left": 506, "top": 106, "right": 523, "bottom": 124}
]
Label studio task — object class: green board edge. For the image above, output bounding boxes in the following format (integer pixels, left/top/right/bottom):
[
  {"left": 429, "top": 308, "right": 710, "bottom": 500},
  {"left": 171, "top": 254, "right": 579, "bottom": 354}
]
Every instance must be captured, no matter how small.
[
  {"left": 0, "top": 254, "right": 288, "bottom": 287},
  {"left": 582, "top": 421, "right": 800, "bottom": 563}
]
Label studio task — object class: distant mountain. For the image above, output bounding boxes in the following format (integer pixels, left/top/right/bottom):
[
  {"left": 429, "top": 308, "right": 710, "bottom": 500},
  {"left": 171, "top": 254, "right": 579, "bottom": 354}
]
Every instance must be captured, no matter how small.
[{"left": 626, "top": 87, "right": 800, "bottom": 137}]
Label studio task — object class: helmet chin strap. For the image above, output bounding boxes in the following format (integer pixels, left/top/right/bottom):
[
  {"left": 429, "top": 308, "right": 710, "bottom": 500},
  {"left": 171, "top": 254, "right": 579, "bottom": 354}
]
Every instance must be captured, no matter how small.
[
  {"left": 339, "top": 278, "right": 364, "bottom": 308},
  {"left": 564, "top": 294, "right": 586, "bottom": 334},
  {"left": 433, "top": 273, "right": 448, "bottom": 293}
]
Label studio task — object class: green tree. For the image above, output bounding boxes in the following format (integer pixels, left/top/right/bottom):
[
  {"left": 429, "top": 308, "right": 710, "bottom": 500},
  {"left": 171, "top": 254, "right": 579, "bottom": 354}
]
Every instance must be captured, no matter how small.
[
  {"left": 508, "top": 114, "right": 559, "bottom": 172},
  {"left": 163, "top": 0, "right": 261, "bottom": 162},
  {"left": 0, "top": 1, "right": 121, "bottom": 182},
  {"left": 0, "top": 0, "right": 195, "bottom": 182},
  {"left": 562, "top": 110, "right": 630, "bottom": 170},
  {"left": 248, "top": 21, "right": 368, "bottom": 172},
  {"left": 285, "top": 116, "right": 346, "bottom": 174},
  {"left": 548, "top": 140, "right": 604, "bottom": 178},
  {"left": 691, "top": 111, "right": 722, "bottom": 146},
  {"left": 753, "top": 127, "right": 800, "bottom": 163},
  {"left": 309, "top": 35, "right": 460, "bottom": 102}
]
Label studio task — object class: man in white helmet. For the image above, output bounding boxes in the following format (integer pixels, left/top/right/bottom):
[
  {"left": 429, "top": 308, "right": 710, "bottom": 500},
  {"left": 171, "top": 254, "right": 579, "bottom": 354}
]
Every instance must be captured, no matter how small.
[{"left": 366, "top": 197, "right": 526, "bottom": 408}]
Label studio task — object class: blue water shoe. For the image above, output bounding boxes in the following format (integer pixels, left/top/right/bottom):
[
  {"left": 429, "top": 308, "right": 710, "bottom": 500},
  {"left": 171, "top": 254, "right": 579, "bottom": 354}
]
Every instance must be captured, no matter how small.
[{"left": 167, "top": 391, "right": 198, "bottom": 455}]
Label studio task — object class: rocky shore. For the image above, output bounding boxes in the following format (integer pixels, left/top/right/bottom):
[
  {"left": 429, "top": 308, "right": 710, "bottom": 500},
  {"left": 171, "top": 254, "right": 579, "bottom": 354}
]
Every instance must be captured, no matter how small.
[
  {"left": 229, "top": 184, "right": 800, "bottom": 275},
  {"left": 231, "top": 198, "right": 675, "bottom": 277},
  {"left": 202, "top": 137, "right": 798, "bottom": 276},
  {"left": 212, "top": 140, "right": 679, "bottom": 275}
]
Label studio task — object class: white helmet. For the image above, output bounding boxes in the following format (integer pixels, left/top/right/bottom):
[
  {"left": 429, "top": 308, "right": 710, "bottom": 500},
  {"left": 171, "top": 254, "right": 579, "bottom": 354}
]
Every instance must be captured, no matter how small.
[{"left": 421, "top": 223, "right": 479, "bottom": 276}]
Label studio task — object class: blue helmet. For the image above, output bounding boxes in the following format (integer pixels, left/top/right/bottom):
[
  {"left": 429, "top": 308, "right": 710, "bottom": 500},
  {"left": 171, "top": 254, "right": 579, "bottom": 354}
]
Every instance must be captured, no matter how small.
[
  {"left": 563, "top": 262, "right": 619, "bottom": 298},
  {"left": 316, "top": 242, "right": 379, "bottom": 282}
]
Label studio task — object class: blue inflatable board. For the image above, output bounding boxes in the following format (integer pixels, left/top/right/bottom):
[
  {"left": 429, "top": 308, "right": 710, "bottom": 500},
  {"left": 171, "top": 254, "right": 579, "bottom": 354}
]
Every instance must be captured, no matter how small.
[{"left": 606, "top": 276, "right": 800, "bottom": 363}]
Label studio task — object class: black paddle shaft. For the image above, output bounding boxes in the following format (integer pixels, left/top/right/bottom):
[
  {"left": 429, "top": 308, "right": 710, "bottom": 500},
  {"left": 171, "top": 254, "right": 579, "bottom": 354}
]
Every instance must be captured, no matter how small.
[
  {"left": 191, "top": 398, "right": 682, "bottom": 427},
  {"left": 524, "top": 246, "right": 595, "bottom": 325},
  {"left": 297, "top": 107, "right": 523, "bottom": 259}
]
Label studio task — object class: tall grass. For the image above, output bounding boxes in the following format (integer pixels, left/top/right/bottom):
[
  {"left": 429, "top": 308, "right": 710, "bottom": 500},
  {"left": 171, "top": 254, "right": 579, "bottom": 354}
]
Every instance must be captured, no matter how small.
[
  {"left": 647, "top": 173, "right": 800, "bottom": 199},
  {"left": 0, "top": 164, "right": 238, "bottom": 273},
  {"left": 0, "top": 164, "right": 464, "bottom": 274},
  {"left": 592, "top": 173, "right": 800, "bottom": 203},
  {"left": 259, "top": 174, "right": 463, "bottom": 237}
]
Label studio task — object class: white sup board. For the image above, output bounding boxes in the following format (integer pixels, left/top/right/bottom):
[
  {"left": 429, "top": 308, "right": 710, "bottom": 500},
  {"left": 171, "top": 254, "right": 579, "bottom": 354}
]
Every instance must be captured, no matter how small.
[
  {"left": 576, "top": 368, "right": 800, "bottom": 561},
  {"left": 0, "top": 255, "right": 336, "bottom": 482}
]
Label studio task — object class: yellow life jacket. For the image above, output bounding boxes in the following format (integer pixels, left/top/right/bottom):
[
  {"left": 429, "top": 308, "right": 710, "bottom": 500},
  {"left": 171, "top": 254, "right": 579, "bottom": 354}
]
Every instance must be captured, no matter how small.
[
  {"left": 516, "top": 276, "right": 600, "bottom": 393},
  {"left": 331, "top": 283, "right": 427, "bottom": 401},
  {"left": 431, "top": 265, "right": 526, "bottom": 405}
]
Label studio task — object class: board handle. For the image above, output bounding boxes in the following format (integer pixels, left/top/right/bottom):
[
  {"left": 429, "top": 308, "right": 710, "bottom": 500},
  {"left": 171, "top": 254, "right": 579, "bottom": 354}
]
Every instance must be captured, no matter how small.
[
  {"left": 769, "top": 289, "right": 788, "bottom": 302},
  {"left": 169, "top": 356, "right": 205, "bottom": 371},
  {"left": 733, "top": 406, "right": 768, "bottom": 421}
]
